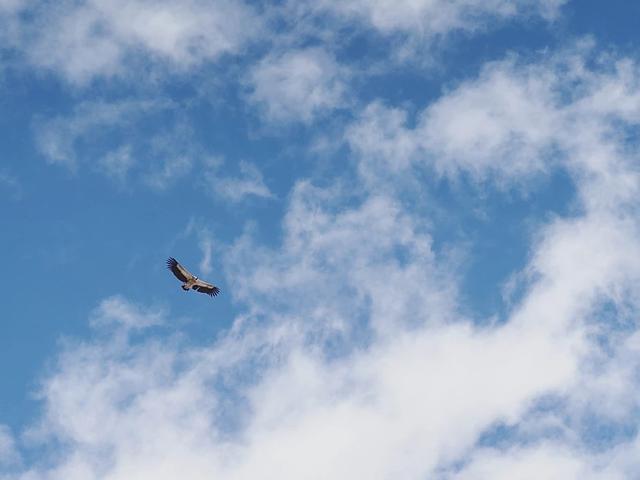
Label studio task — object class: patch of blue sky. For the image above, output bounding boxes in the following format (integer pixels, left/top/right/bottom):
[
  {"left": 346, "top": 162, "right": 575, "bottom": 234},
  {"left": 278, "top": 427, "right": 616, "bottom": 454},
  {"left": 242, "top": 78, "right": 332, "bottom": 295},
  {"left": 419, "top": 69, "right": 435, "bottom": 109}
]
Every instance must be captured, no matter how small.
[
  {"left": 566, "top": 0, "right": 640, "bottom": 47},
  {"left": 456, "top": 169, "right": 577, "bottom": 321}
]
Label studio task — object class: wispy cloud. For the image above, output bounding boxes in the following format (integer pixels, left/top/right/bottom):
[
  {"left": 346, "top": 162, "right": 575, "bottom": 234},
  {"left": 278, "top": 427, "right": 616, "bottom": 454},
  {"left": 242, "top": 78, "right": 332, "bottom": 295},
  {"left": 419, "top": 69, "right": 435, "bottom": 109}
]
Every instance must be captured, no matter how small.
[
  {"left": 34, "top": 99, "right": 162, "bottom": 171},
  {"left": 347, "top": 42, "right": 640, "bottom": 193},
  {"left": 205, "top": 160, "right": 273, "bottom": 203},
  {"left": 20, "top": 0, "right": 262, "bottom": 84},
  {"left": 143, "top": 155, "right": 193, "bottom": 191},
  {"left": 34, "top": 100, "right": 200, "bottom": 191},
  {"left": 180, "top": 219, "right": 217, "bottom": 277},
  {"left": 2, "top": 0, "right": 563, "bottom": 88},
  {"left": 450, "top": 444, "right": 589, "bottom": 479},
  {"left": 142, "top": 123, "right": 199, "bottom": 190},
  {"left": 0, "top": 170, "right": 21, "bottom": 200},
  {"left": 247, "top": 48, "right": 349, "bottom": 124},
  {"left": 0, "top": 425, "right": 19, "bottom": 467},
  {"left": 89, "top": 295, "right": 165, "bottom": 331},
  {"left": 199, "top": 235, "right": 214, "bottom": 276},
  {"left": 314, "top": 0, "right": 566, "bottom": 37},
  {"left": 0, "top": 0, "right": 26, "bottom": 13},
  {"left": 97, "top": 145, "right": 135, "bottom": 184}
]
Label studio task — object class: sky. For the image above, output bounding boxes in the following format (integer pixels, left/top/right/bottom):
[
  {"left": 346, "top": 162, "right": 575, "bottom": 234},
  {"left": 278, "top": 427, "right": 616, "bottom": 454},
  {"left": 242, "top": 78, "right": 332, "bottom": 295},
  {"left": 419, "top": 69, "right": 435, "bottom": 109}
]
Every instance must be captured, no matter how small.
[{"left": 2, "top": 0, "right": 640, "bottom": 478}]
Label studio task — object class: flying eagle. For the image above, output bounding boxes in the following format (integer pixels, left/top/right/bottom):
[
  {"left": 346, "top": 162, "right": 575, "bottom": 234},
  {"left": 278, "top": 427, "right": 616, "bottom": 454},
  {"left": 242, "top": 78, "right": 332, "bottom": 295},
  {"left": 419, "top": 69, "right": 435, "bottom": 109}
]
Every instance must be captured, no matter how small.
[{"left": 166, "top": 257, "right": 220, "bottom": 297}]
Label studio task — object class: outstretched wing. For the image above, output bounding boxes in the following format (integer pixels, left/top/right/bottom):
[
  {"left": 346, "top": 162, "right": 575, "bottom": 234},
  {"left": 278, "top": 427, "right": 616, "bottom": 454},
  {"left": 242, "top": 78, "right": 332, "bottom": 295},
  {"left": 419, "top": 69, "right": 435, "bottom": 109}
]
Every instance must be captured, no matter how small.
[
  {"left": 166, "top": 257, "right": 194, "bottom": 283},
  {"left": 192, "top": 278, "right": 220, "bottom": 297}
]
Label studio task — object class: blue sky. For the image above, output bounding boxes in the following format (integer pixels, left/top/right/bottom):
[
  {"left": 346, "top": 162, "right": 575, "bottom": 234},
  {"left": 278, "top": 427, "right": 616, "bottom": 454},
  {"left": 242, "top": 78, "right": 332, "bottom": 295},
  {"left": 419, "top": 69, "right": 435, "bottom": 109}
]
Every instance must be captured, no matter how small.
[{"left": 2, "top": 0, "right": 640, "bottom": 478}]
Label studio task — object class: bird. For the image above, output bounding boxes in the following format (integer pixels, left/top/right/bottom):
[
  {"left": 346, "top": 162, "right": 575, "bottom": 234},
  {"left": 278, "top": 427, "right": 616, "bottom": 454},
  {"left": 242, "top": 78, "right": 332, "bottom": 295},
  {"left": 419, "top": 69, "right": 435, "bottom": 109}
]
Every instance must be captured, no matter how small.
[{"left": 166, "top": 257, "right": 220, "bottom": 297}]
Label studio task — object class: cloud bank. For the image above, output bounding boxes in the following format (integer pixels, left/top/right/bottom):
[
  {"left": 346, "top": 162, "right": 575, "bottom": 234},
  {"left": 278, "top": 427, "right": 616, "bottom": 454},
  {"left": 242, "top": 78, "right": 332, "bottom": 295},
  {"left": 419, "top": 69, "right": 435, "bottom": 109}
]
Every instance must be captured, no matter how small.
[{"left": 15, "top": 0, "right": 261, "bottom": 84}]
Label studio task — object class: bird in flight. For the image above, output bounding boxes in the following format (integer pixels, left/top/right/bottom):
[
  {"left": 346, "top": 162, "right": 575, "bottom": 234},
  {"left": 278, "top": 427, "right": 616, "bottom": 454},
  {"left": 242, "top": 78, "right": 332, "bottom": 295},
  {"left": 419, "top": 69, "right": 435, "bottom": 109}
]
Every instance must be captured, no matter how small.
[{"left": 166, "top": 257, "right": 220, "bottom": 297}]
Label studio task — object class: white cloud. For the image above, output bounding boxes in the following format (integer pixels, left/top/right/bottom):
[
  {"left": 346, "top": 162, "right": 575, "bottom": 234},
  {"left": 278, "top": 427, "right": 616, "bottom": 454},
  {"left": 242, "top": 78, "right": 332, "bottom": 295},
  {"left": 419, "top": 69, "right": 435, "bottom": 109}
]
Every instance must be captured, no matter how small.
[
  {"left": 348, "top": 65, "right": 559, "bottom": 184},
  {"left": 34, "top": 101, "right": 199, "bottom": 191},
  {"left": 226, "top": 183, "right": 454, "bottom": 336},
  {"left": 140, "top": 123, "right": 198, "bottom": 190},
  {"left": 0, "top": 425, "right": 19, "bottom": 467},
  {"left": 315, "top": 0, "right": 565, "bottom": 38},
  {"left": 247, "top": 48, "right": 349, "bottom": 123},
  {"left": 567, "top": 326, "right": 640, "bottom": 423},
  {"left": 199, "top": 235, "right": 213, "bottom": 276},
  {"left": 143, "top": 155, "right": 193, "bottom": 191},
  {"left": 0, "top": 0, "right": 26, "bottom": 14},
  {"left": 180, "top": 218, "right": 217, "bottom": 277},
  {"left": 34, "top": 99, "right": 160, "bottom": 171},
  {"left": 0, "top": 0, "right": 28, "bottom": 45},
  {"left": 347, "top": 44, "right": 640, "bottom": 193},
  {"left": 89, "top": 295, "right": 165, "bottom": 331},
  {"left": 3, "top": 0, "right": 566, "bottom": 86},
  {"left": 451, "top": 444, "right": 599, "bottom": 480},
  {"left": 206, "top": 160, "right": 273, "bottom": 203},
  {"left": 97, "top": 145, "right": 135, "bottom": 183},
  {"left": 22, "top": 0, "right": 261, "bottom": 84}
]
